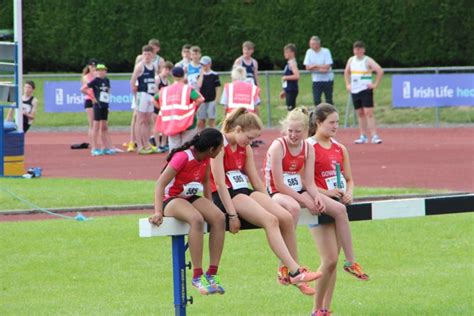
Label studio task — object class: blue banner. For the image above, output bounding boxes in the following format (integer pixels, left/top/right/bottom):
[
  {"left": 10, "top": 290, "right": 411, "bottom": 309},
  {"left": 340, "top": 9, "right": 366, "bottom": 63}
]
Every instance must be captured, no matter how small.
[
  {"left": 44, "top": 80, "right": 134, "bottom": 112},
  {"left": 392, "top": 74, "right": 474, "bottom": 108}
]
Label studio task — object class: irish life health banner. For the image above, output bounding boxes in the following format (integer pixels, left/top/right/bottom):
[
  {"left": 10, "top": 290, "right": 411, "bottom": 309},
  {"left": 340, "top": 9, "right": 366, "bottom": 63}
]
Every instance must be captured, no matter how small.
[
  {"left": 392, "top": 74, "right": 474, "bottom": 108},
  {"left": 44, "top": 80, "right": 134, "bottom": 112}
]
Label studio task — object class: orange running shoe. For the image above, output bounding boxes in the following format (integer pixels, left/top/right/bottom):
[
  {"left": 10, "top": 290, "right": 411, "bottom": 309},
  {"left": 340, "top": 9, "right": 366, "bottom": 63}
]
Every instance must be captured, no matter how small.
[
  {"left": 289, "top": 267, "right": 322, "bottom": 284},
  {"left": 277, "top": 265, "right": 290, "bottom": 286},
  {"left": 312, "top": 309, "right": 331, "bottom": 316},
  {"left": 343, "top": 261, "right": 369, "bottom": 280},
  {"left": 294, "top": 282, "right": 316, "bottom": 296}
]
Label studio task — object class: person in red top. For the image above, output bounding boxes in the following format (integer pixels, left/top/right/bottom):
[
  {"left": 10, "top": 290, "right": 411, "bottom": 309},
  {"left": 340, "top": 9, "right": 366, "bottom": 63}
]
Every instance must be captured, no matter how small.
[
  {"left": 307, "top": 103, "right": 364, "bottom": 316},
  {"left": 210, "top": 107, "right": 322, "bottom": 295},
  {"left": 149, "top": 128, "right": 226, "bottom": 296}
]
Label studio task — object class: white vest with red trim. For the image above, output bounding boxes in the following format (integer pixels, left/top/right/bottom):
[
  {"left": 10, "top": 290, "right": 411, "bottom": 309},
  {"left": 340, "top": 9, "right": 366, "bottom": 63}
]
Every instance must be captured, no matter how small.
[
  {"left": 156, "top": 82, "right": 195, "bottom": 136},
  {"left": 225, "top": 80, "right": 259, "bottom": 113}
]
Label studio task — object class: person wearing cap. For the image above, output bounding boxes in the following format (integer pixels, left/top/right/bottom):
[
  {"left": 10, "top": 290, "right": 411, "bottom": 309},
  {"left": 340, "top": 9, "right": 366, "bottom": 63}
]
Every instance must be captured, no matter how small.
[
  {"left": 196, "top": 56, "right": 221, "bottom": 129},
  {"left": 130, "top": 45, "right": 157, "bottom": 154},
  {"left": 81, "top": 59, "right": 97, "bottom": 143},
  {"left": 81, "top": 64, "right": 114, "bottom": 156},
  {"left": 303, "top": 36, "right": 334, "bottom": 106},
  {"left": 154, "top": 66, "right": 204, "bottom": 151}
]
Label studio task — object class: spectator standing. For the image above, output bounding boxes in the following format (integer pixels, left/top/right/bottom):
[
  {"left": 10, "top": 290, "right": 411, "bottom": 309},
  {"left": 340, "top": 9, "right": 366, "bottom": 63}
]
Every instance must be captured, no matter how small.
[
  {"left": 197, "top": 56, "right": 221, "bottom": 129},
  {"left": 303, "top": 36, "right": 334, "bottom": 106},
  {"left": 344, "top": 41, "right": 384, "bottom": 144}
]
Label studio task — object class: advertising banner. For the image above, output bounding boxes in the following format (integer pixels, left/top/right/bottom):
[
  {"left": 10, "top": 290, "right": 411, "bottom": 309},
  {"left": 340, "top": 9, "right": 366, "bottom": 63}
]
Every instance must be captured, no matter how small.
[
  {"left": 44, "top": 80, "right": 134, "bottom": 112},
  {"left": 392, "top": 74, "right": 474, "bottom": 108}
]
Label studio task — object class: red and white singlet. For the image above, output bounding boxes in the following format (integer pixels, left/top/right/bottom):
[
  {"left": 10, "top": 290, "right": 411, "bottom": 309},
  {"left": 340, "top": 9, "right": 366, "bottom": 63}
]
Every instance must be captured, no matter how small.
[
  {"left": 307, "top": 137, "right": 346, "bottom": 191},
  {"left": 210, "top": 136, "right": 248, "bottom": 192},
  {"left": 264, "top": 137, "right": 307, "bottom": 194},
  {"left": 164, "top": 149, "right": 209, "bottom": 201}
]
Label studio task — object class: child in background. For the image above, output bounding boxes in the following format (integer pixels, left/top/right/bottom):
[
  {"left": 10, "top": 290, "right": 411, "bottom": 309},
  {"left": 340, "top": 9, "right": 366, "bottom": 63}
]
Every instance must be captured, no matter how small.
[
  {"left": 6, "top": 81, "right": 38, "bottom": 133},
  {"left": 279, "top": 44, "right": 300, "bottom": 111},
  {"left": 149, "top": 128, "right": 226, "bottom": 295},
  {"left": 152, "top": 61, "right": 173, "bottom": 153},
  {"left": 186, "top": 46, "right": 202, "bottom": 90},
  {"left": 234, "top": 41, "right": 259, "bottom": 86},
  {"left": 81, "top": 59, "right": 97, "bottom": 141},
  {"left": 197, "top": 56, "right": 221, "bottom": 129},
  {"left": 81, "top": 64, "right": 114, "bottom": 156},
  {"left": 175, "top": 44, "right": 192, "bottom": 69}
]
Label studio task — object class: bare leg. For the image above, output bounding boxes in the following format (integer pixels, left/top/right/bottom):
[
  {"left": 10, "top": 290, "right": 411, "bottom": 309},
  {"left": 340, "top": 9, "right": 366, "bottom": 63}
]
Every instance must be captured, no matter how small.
[
  {"left": 129, "top": 110, "right": 137, "bottom": 144},
  {"left": 319, "top": 194, "right": 355, "bottom": 263},
  {"left": 197, "top": 119, "right": 206, "bottom": 130},
  {"left": 310, "top": 223, "right": 340, "bottom": 311},
  {"left": 192, "top": 198, "right": 226, "bottom": 266},
  {"left": 356, "top": 108, "right": 368, "bottom": 136},
  {"left": 365, "top": 107, "right": 377, "bottom": 137},
  {"left": 100, "top": 120, "right": 112, "bottom": 149},
  {"left": 92, "top": 120, "right": 100, "bottom": 150},
  {"left": 271, "top": 193, "right": 301, "bottom": 228},
  {"left": 164, "top": 199, "right": 205, "bottom": 270},
  {"left": 86, "top": 108, "right": 94, "bottom": 142},
  {"left": 232, "top": 194, "right": 299, "bottom": 272},
  {"left": 208, "top": 119, "right": 216, "bottom": 128}
]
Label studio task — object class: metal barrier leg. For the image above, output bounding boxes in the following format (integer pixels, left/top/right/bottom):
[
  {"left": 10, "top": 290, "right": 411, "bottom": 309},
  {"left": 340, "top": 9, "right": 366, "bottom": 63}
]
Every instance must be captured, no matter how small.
[{"left": 172, "top": 235, "right": 188, "bottom": 316}]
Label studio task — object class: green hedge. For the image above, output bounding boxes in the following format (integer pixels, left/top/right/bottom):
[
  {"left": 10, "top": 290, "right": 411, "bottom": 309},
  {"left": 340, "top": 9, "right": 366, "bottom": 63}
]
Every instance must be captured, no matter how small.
[{"left": 1, "top": 0, "right": 472, "bottom": 71}]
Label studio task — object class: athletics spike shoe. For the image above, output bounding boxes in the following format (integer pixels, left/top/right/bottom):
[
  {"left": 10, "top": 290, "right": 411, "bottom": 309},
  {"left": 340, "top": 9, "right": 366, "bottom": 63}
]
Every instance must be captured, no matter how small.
[
  {"left": 289, "top": 267, "right": 322, "bottom": 284},
  {"left": 91, "top": 149, "right": 104, "bottom": 156},
  {"left": 371, "top": 135, "right": 383, "bottom": 144},
  {"left": 354, "top": 135, "right": 368, "bottom": 144},
  {"left": 294, "top": 282, "right": 316, "bottom": 296},
  {"left": 192, "top": 275, "right": 216, "bottom": 295},
  {"left": 103, "top": 148, "right": 116, "bottom": 155},
  {"left": 138, "top": 148, "right": 154, "bottom": 155},
  {"left": 205, "top": 274, "right": 225, "bottom": 294},
  {"left": 343, "top": 261, "right": 369, "bottom": 280},
  {"left": 277, "top": 265, "right": 290, "bottom": 286},
  {"left": 126, "top": 142, "right": 136, "bottom": 152},
  {"left": 312, "top": 309, "right": 331, "bottom": 316}
]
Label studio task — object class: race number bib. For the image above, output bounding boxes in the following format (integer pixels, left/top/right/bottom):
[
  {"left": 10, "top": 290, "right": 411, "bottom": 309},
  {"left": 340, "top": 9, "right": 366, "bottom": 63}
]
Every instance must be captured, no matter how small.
[
  {"left": 147, "top": 83, "right": 156, "bottom": 94},
  {"left": 99, "top": 91, "right": 110, "bottom": 103},
  {"left": 282, "top": 80, "right": 288, "bottom": 89},
  {"left": 181, "top": 182, "right": 203, "bottom": 197},
  {"left": 226, "top": 170, "right": 249, "bottom": 190},
  {"left": 283, "top": 173, "right": 302, "bottom": 192},
  {"left": 325, "top": 176, "right": 347, "bottom": 192}
]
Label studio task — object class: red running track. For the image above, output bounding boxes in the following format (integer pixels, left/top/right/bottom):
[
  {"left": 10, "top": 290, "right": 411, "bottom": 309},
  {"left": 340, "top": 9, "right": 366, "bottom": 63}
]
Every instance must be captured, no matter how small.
[{"left": 23, "top": 127, "right": 474, "bottom": 192}]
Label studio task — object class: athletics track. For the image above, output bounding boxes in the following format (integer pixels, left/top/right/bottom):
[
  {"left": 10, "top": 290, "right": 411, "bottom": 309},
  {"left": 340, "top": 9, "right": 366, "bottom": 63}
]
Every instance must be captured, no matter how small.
[{"left": 2, "top": 127, "right": 473, "bottom": 221}]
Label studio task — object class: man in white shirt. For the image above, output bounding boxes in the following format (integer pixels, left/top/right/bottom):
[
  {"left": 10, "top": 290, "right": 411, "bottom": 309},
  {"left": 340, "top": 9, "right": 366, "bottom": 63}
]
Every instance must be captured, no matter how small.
[{"left": 303, "top": 36, "right": 334, "bottom": 106}]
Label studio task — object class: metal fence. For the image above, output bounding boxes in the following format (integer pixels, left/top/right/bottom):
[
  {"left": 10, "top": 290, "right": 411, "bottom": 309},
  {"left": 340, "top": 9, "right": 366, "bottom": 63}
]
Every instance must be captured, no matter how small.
[{"left": 3, "top": 66, "right": 474, "bottom": 127}]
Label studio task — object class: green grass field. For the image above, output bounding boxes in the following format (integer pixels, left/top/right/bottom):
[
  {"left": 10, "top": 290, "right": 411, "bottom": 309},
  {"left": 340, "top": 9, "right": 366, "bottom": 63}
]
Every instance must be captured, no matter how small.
[
  {"left": 4, "top": 72, "right": 474, "bottom": 128},
  {"left": 0, "top": 178, "right": 439, "bottom": 212},
  {"left": 1, "top": 212, "right": 472, "bottom": 315}
]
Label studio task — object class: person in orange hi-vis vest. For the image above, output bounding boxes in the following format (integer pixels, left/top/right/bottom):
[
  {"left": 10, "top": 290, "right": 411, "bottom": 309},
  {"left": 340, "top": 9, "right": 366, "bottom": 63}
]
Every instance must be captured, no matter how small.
[
  {"left": 220, "top": 65, "right": 260, "bottom": 117},
  {"left": 154, "top": 66, "right": 204, "bottom": 151}
]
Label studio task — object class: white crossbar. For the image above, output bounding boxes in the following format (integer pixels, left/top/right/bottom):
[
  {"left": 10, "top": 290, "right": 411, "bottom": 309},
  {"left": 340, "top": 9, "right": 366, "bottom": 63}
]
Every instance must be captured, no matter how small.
[{"left": 139, "top": 208, "right": 319, "bottom": 237}]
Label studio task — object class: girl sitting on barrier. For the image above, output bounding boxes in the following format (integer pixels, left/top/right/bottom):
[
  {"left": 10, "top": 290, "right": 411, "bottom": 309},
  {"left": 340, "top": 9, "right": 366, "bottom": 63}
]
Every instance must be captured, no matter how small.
[
  {"left": 307, "top": 103, "right": 366, "bottom": 315},
  {"left": 149, "top": 128, "right": 226, "bottom": 296},
  {"left": 210, "top": 107, "right": 322, "bottom": 296},
  {"left": 263, "top": 107, "right": 368, "bottom": 314}
]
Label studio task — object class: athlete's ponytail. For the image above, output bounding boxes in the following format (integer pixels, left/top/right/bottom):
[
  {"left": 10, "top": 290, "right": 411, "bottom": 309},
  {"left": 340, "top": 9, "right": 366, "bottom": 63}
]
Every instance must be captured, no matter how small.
[
  {"left": 222, "top": 107, "right": 263, "bottom": 133},
  {"left": 309, "top": 103, "right": 338, "bottom": 136},
  {"left": 166, "top": 128, "right": 224, "bottom": 162}
]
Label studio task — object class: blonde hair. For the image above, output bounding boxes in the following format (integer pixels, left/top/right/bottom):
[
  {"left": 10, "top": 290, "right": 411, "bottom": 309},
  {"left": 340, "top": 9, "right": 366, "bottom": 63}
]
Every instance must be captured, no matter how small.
[
  {"left": 242, "top": 41, "right": 255, "bottom": 49},
  {"left": 280, "top": 107, "right": 310, "bottom": 133},
  {"left": 231, "top": 65, "right": 247, "bottom": 81},
  {"left": 308, "top": 103, "right": 338, "bottom": 136},
  {"left": 222, "top": 108, "right": 263, "bottom": 133}
]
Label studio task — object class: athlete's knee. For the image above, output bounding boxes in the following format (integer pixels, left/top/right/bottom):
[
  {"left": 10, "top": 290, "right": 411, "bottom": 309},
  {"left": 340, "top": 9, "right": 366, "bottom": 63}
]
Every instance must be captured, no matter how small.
[
  {"left": 189, "top": 213, "right": 205, "bottom": 229},
  {"left": 322, "top": 255, "right": 338, "bottom": 272},
  {"left": 209, "top": 211, "right": 225, "bottom": 228},
  {"left": 263, "top": 213, "right": 279, "bottom": 229}
]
